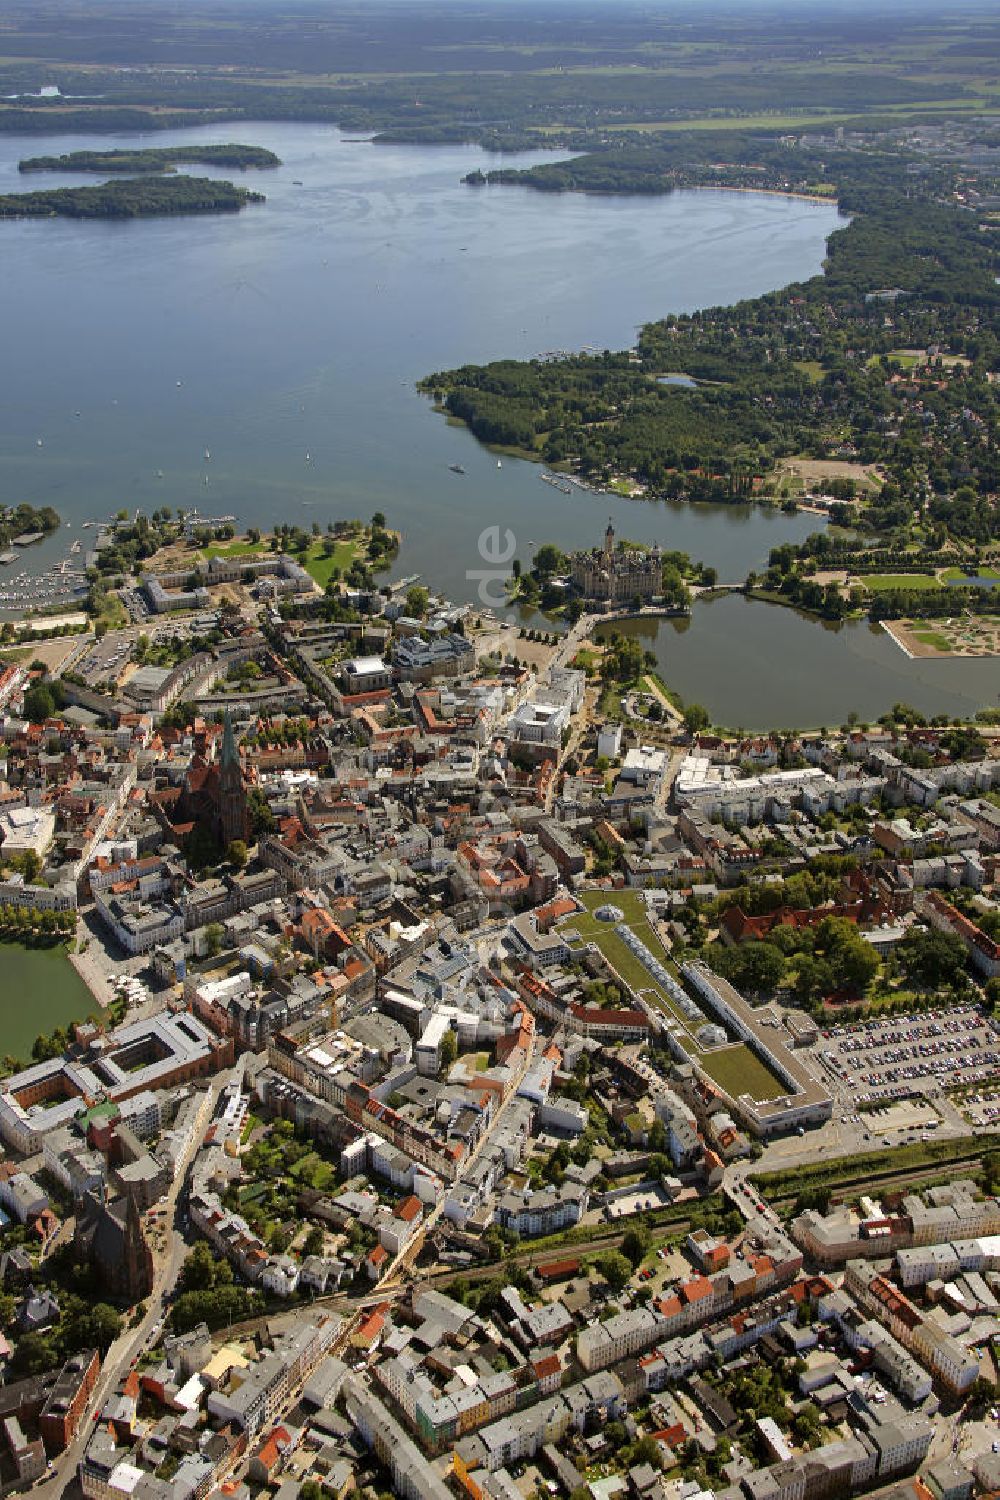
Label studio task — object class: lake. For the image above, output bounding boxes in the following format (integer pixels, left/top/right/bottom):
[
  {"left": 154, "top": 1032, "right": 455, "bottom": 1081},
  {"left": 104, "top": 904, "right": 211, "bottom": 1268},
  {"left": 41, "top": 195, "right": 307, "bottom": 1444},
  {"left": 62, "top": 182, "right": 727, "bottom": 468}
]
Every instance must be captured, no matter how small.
[
  {"left": 0, "top": 943, "right": 99, "bottom": 1062},
  {"left": 0, "top": 121, "right": 993, "bottom": 725},
  {"left": 0, "top": 121, "right": 837, "bottom": 598},
  {"left": 599, "top": 595, "right": 1000, "bottom": 730}
]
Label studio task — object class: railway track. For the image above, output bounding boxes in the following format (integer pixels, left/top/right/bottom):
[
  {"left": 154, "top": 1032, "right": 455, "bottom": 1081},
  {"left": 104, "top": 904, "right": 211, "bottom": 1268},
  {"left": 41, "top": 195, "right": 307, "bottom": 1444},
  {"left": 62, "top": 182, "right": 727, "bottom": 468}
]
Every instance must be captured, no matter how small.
[
  {"left": 765, "top": 1147, "right": 990, "bottom": 1213},
  {"left": 187, "top": 1146, "right": 995, "bottom": 1347}
]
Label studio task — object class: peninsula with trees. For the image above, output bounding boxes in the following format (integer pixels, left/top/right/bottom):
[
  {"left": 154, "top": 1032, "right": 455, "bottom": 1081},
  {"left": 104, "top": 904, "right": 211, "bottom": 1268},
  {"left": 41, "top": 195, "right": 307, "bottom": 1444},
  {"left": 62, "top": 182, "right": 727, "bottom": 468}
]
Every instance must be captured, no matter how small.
[
  {"left": 18, "top": 143, "right": 281, "bottom": 174},
  {"left": 0, "top": 502, "right": 60, "bottom": 546},
  {"left": 422, "top": 120, "right": 999, "bottom": 636}
]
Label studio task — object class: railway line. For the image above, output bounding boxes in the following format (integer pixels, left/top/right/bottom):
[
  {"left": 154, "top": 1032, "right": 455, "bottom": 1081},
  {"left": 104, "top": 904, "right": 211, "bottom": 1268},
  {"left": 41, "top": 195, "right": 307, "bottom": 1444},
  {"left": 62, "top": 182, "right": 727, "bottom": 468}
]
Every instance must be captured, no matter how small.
[
  {"left": 762, "top": 1144, "right": 993, "bottom": 1214},
  {"left": 180, "top": 1143, "right": 997, "bottom": 1351}
]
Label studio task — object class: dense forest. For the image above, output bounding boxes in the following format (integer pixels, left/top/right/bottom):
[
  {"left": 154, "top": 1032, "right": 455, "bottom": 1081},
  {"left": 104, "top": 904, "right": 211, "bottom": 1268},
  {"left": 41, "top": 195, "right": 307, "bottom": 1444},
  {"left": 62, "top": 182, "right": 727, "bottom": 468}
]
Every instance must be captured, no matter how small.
[
  {"left": 0, "top": 0, "right": 991, "bottom": 82},
  {"left": 0, "top": 176, "right": 265, "bottom": 218},
  {"left": 0, "top": 1, "right": 996, "bottom": 142},
  {"left": 18, "top": 143, "right": 280, "bottom": 173}
]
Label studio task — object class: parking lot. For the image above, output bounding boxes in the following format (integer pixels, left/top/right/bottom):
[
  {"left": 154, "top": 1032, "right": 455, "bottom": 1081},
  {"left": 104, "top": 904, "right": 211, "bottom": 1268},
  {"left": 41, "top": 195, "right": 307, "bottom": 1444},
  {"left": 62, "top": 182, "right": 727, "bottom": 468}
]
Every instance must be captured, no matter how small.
[
  {"left": 76, "top": 633, "right": 136, "bottom": 686},
  {"left": 815, "top": 1006, "right": 1000, "bottom": 1102},
  {"left": 960, "top": 1087, "right": 1000, "bottom": 1128},
  {"left": 594, "top": 1184, "right": 676, "bottom": 1223},
  {"left": 72, "top": 612, "right": 220, "bottom": 689}
]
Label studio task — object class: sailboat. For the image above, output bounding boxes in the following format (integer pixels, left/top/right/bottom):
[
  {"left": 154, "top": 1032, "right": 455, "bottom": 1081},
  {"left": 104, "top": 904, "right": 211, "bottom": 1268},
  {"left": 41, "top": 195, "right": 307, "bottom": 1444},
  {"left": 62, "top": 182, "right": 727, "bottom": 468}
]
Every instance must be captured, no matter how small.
[{"left": 496, "top": 459, "right": 502, "bottom": 469}]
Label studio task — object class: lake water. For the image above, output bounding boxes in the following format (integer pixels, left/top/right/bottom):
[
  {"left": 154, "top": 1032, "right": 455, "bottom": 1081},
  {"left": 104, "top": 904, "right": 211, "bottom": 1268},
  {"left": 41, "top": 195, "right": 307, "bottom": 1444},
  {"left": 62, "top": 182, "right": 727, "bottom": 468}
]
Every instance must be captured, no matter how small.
[
  {"left": 599, "top": 595, "right": 1000, "bottom": 730},
  {"left": 0, "top": 121, "right": 837, "bottom": 595},
  {"left": 0, "top": 121, "right": 994, "bottom": 724},
  {"left": 0, "top": 944, "right": 99, "bottom": 1062}
]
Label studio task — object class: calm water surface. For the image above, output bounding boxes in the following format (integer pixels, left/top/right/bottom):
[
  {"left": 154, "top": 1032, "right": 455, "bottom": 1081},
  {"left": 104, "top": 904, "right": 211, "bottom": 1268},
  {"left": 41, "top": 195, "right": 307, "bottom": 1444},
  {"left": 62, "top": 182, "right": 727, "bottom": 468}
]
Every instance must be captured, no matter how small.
[
  {"left": 0, "top": 123, "right": 993, "bottom": 726},
  {"left": 0, "top": 944, "right": 98, "bottom": 1061},
  {"left": 600, "top": 595, "right": 1000, "bottom": 730},
  {"left": 0, "top": 121, "right": 838, "bottom": 592}
]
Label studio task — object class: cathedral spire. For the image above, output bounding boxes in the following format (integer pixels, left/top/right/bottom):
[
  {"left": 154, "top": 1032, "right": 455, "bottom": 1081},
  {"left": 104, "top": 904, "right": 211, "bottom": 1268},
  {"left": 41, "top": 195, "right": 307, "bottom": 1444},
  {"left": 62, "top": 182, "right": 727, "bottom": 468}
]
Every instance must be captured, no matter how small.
[
  {"left": 220, "top": 706, "right": 239, "bottom": 771},
  {"left": 217, "top": 707, "right": 250, "bottom": 847}
]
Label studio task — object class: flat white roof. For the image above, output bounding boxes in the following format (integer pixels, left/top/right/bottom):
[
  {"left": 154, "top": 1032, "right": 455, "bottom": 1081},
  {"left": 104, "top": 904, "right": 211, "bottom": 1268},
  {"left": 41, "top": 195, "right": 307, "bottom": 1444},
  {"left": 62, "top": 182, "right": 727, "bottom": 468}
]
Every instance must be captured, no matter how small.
[{"left": 346, "top": 656, "right": 387, "bottom": 674}]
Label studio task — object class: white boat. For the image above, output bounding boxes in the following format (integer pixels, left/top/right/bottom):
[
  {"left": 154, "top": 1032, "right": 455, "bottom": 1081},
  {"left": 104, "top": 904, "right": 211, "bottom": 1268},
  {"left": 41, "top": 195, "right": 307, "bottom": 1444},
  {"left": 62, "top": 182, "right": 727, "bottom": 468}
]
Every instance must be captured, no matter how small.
[
  {"left": 496, "top": 459, "right": 502, "bottom": 469},
  {"left": 204, "top": 449, "right": 211, "bottom": 462}
]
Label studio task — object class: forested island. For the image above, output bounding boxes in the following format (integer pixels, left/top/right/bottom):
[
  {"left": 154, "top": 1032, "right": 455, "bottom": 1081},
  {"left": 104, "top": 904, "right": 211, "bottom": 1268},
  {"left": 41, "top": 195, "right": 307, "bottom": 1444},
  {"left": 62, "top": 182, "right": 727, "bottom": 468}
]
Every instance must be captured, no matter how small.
[
  {"left": 18, "top": 143, "right": 280, "bottom": 174},
  {"left": 0, "top": 175, "right": 265, "bottom": 219}
]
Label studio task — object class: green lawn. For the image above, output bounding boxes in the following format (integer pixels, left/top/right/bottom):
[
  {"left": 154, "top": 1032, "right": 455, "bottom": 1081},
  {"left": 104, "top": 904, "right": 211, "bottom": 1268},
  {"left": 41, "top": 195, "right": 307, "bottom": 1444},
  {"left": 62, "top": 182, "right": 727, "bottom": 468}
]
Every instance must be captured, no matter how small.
[
  {"left": 941, "top": 566, "right": 1000, "bottom": 582},
  {"left": 793, "top": 360, "right": 825, "bottom": 383},
  {"left": 863, "top": 573, "right": 940, "bottom": 592},
  {"left": 913, "top": 631, "right": 952, "bottom": 652},
  {"left": 865, "top": 350, "right": 922, "bottom": 371},
  {"left": 198, "top": 539, "right": 268, "bottom": 562},
  {"left": 571, "top": 647, "right": 601, "bottom": 672},
  {"left": 300, "top": 540, "right": 362, "bottom": 588},
  {"left": 562, "top": 890, "right": 784, "bottom": 1098},
  {"left": 702, "top": 1045, "right": 785, "bottom": 1102},
  {"left": 197, "top": 534, "right": 364, "bottom": 588}
]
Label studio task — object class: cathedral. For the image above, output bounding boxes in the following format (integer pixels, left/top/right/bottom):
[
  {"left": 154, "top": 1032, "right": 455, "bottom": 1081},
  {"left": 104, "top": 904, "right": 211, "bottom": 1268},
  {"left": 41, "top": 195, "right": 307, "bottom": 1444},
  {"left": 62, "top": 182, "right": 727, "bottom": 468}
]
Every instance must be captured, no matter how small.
[
  {"left": 174, "top": 708, "right": 251, "bottom": 849},
  {"left": 74, "top": 1190, "right": 154, "bottom": 1305},
  {"left": 569, "top": 520, "right": 662, "bottom": 605}
]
